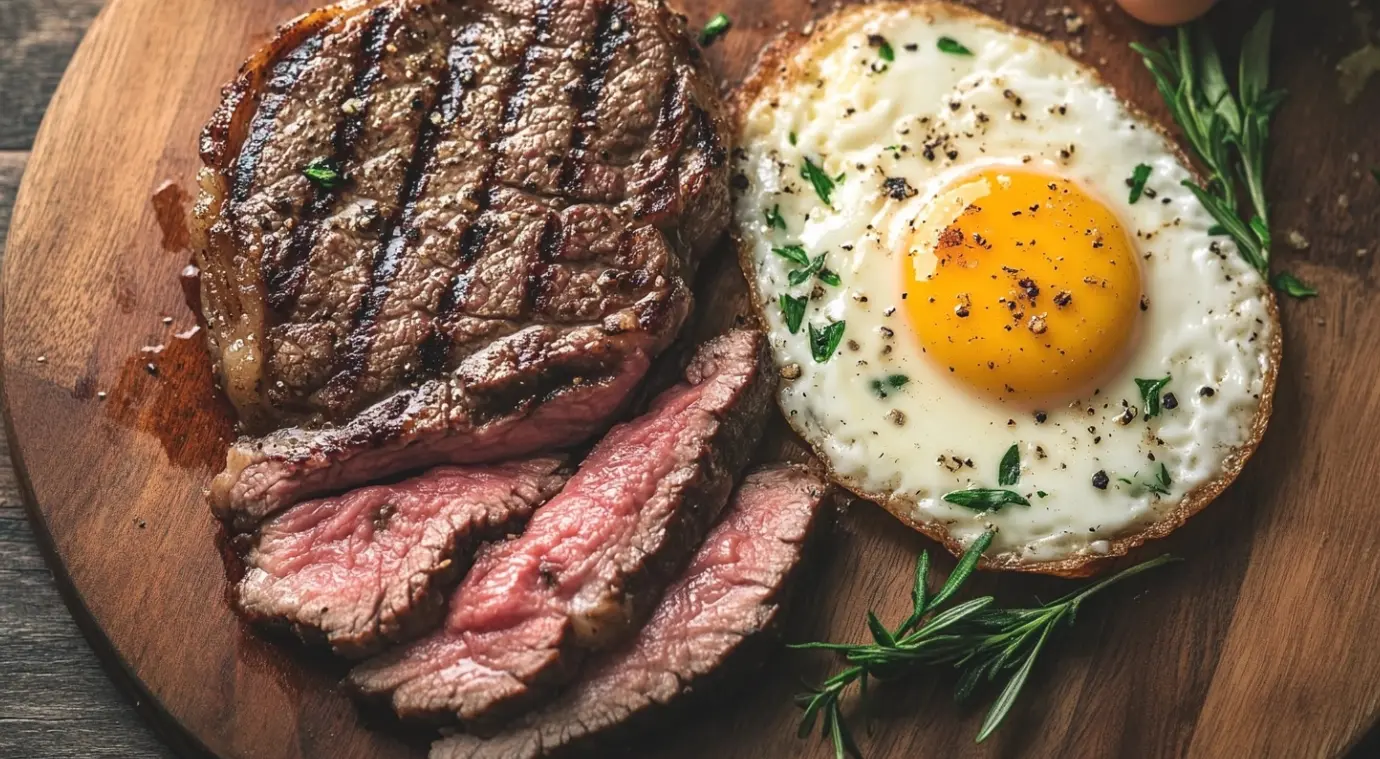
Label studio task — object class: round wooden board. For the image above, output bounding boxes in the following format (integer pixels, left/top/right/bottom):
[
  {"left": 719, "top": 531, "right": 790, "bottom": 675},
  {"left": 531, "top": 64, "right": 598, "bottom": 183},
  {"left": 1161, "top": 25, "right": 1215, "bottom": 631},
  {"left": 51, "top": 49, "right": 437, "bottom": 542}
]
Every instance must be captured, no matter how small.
[{"left": 4, "top": 0, "right": 1380, "bottom": 757}]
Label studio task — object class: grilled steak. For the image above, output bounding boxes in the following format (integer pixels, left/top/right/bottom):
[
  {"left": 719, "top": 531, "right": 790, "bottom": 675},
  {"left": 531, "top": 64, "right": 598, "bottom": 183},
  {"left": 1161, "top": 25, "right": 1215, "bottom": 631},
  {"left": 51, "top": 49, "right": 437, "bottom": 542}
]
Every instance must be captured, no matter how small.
[
  {"left": 236, "top": 458, "right": 567, "bottom": 657},
  {"left": 192, "top": 0, "right": 730, "bottom": 527},
  {"left": 431, "top": 465, "right": 830, "bottom": 759},
  {"left": 348, "top": 329, "right": 772, "bottom": 725}
]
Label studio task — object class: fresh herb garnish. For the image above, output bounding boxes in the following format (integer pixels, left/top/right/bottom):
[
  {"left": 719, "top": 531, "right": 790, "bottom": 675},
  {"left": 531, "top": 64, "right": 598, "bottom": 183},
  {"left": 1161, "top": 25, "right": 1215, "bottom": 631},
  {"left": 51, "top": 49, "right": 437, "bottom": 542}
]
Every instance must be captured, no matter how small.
[
  {"left": 780, "top": 294, "right": 806, "bottom": 334},
  {"left": 1036, "top": 490, "right": 1049, "bottom": 498},
  {"left": 801, "top": 156, "right": 837, "bottom": 206},
  {"left": 1132, "top": 12, "right": 1285, "bottom": 275},
  {"left": 1127, "top": 163, "right": 1152, "bottom": 204},
  {"left": 869, "top": 34, "right": 896, "bottom": 63},
  {"left": 1135, "top": 376, "right": 1172, "bottom": 418},
  {"left": 699, "top": 13, "right": 731, "bottom": 46},
  {"left": 791, "top": 531, "right": 1178, "bottom": 752},
  {"left": 809, "top": 321, "right": 846, "bottom": 363},
  {"left": 789, "top": 131, "right": 798, "bottom": 146},
  {"left": 765, "top": 204, "right": 787, "bottom": 231},
  {"left": 871, "top": 373, "right": 911, "bottom": 396},
  {"left": 302, "top": 157, "right": 343, "bottom": 189},
  {"left": 788, "top": 253, "right": 827, "bottom": 286},
  {"left": 773, "top": 244, "right": 811, "bottom": 268},
  {"left": 937, "top": 36, "right": 972, "bottom": 56},
  {"left": 998, "top": 445, "right": 1020, "bottom": 487},
  {"left": 942, "top": 488, "right": 1029, "bottom": 512},
  {"left": 817, "top": 268, "right": 842, "bottom": 287},
  {"left": 1119, "top": 463, "right": 1173, "bottom": 496},
  {"left": 1272, "top": 271, "right": 1317, "bottom": 299}
]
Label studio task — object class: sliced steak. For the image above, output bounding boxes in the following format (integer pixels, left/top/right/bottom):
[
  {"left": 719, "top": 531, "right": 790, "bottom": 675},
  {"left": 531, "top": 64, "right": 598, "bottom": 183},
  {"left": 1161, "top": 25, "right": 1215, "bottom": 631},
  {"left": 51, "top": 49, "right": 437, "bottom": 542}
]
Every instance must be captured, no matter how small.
[
  {"left": 193, "top": 0, "right": 729, "bottom": 526},
  {"left": 431, "top": 465, "right": 831, "bottom": 759},
  {"left": 237, "top": 457, "right": 567, "bottom": 658},
  {"left": 348, "top": 329, "right": 772, "bottom": 725}
]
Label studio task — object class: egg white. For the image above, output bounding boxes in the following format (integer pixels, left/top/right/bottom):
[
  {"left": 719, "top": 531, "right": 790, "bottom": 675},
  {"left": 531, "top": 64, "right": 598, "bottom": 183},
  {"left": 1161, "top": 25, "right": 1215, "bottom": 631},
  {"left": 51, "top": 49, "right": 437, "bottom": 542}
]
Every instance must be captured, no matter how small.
[{"left": 734, "top": 2, "right": 1277, "bottom": 567}]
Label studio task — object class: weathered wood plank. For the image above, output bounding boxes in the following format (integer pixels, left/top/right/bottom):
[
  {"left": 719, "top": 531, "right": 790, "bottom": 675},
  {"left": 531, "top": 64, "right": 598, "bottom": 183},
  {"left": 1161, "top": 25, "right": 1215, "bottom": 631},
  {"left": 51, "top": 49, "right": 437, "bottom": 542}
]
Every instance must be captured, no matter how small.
[{"left": 0, "top": 0, "right": 104, "bottom": 150}]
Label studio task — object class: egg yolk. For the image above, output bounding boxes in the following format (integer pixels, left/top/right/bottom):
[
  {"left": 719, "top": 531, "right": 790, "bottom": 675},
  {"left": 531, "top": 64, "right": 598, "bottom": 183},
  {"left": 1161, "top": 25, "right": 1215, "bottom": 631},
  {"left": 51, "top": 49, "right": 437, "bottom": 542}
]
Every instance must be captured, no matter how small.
[{"left": 901, "top": 168, "right": 1142, "bottom": 406}]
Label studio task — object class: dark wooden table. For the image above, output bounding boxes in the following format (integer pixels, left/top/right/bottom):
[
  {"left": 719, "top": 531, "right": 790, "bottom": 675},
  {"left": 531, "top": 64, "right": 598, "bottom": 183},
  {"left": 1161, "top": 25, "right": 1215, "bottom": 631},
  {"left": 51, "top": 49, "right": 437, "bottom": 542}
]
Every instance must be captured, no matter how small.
[{"left": 0, "top": 1, "right": 1376, "bottom": 758}]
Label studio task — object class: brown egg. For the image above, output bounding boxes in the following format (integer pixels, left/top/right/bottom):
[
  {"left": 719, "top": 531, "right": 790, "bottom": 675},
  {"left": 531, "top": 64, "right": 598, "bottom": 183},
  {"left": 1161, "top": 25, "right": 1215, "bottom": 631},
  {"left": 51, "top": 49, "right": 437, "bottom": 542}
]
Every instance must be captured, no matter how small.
[{"left": 1116, "top": 0, "right": 1216, "bottom": 26}]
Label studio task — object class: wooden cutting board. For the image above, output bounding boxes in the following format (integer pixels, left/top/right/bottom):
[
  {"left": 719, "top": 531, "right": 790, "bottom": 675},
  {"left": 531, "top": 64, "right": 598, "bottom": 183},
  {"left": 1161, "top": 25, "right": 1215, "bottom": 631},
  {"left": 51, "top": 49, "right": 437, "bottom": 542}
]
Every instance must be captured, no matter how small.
[{"left": 4, "top": 0, "right": 1379, "bottom": 757}]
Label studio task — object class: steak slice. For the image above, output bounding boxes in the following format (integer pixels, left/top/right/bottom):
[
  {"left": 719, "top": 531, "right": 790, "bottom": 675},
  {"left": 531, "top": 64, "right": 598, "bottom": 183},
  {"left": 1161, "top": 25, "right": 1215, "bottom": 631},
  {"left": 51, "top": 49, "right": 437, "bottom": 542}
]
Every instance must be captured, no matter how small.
[
  {"left": 430, "top": 465, "right": 831, "bottom": 759},
  {"left": 193, "top": 0, "right": 729, "bottom": 525},
  {"left": 348, "top": 329, "right": 773, "bottom": 725},
  {"left": 236, "top": 457, "right": 568, "bottom": 658}
]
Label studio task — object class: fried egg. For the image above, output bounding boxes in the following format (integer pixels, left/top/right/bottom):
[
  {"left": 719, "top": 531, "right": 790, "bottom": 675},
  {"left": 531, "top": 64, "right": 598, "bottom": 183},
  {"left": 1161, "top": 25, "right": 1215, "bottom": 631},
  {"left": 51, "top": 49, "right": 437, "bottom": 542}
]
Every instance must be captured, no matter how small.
[{"left": 733, "top": 2, "right": 1279, "bottom": 574}]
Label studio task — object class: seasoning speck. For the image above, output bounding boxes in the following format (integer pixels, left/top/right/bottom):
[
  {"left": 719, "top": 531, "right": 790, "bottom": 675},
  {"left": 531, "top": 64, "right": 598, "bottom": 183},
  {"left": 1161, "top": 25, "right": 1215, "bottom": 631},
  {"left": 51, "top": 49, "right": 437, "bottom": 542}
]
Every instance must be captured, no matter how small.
[{"left": 1092, "top": 470, "right": 1109, "bottom": 490}]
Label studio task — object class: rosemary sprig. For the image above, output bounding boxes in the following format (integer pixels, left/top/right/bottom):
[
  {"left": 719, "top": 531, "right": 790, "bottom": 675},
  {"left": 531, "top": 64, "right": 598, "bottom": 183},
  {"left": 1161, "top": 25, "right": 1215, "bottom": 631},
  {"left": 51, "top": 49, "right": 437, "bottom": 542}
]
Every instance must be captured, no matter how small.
[
  {"left": 792, "top": 532, "right": 1177, "bottom": 754},
  {"left": 1131, "top": 11, "right": 1284, "bottom": 276}
]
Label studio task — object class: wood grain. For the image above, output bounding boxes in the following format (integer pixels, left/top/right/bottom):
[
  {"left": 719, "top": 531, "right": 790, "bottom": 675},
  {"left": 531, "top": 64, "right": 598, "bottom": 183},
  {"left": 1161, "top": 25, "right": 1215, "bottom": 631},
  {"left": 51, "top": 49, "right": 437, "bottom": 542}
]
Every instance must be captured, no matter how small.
[{"left": 3, "top": 1, "right": 1380, "bottom": 758}]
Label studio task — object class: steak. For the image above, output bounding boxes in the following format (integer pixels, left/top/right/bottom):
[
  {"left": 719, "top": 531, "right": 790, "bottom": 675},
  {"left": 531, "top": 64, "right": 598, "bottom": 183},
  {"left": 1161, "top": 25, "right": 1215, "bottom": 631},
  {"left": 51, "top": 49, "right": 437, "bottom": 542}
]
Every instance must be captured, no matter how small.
[
  {"left": 192, "top": 0, "right": 730, "bottom": 527},
  {"left": 431, "top": 465, "right": 831, "bottom": 759},
  {"left": 236, "top": 457, "right": 567, "bottom": 658},
  {"left": 348, "top": 329, "right": 772, "bottom": 725}
]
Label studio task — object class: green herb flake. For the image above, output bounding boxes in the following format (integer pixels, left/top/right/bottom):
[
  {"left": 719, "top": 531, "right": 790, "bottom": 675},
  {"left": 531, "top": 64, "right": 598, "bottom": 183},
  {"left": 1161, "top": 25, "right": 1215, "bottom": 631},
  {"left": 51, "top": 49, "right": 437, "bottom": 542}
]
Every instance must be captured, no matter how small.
[
  {"left": 779, "top": 294, "right": 806, "bottom": 334},
  {"left": 1272, "top": 271, "right": 1318, "bottom": 299},
  {"left": 788, "top": 253, "right": 826, "bottom": 286},
  {"left": 764, "top": 204, "right": 787, "bottom": 231},
  {"left": 302, "top": 157, "right": 343, "bottom": 189},
  {"left": 817, "top": 268, "right": 842, "bottom": 287},
  {"left": 789, "top": 131, "right": 798, "bottom": 146},
  {"left": 808, "top": 320, "right": 846, "bottom": 363},
  {"left": 772, "top": 244, "right": 810, "bottom": 268},
  {"left": 942, "top": 488, "right": 1029, "bottom": 512},
  {"left": 998, "top": 445, "right": 1020, "bottom": 487},
  {"left": 1135, "top": 376, "right": 1172, "bottom": 418},
  {"left": 1127, "top": 163, "right": 1153, "bottom": 204},
  {"left": 869, "top": 34, "right": 896, "bottom": 62},
  {"left": 699, "top": 13, "right": 731, "bottom": 46},
  {"left": 937, "top": 36, "right": 973, "bottom": 56},
  {"left": 1036, "top": 490, "right": 1049, "bottom": 498},
  {"left": 800, "top": 157, "right": 837, "bottom": 206},
  {"left": 885, "top": 374, "right": 909, "bottom": 389}
]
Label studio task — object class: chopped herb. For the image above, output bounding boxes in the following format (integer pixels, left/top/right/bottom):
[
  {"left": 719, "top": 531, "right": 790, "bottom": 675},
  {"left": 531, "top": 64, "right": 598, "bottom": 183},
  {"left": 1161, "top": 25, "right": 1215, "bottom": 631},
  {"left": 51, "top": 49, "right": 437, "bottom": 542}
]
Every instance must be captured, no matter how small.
[
  {"left": 779, "top": 294, "right": 806, "bottom": 334},
  {"left": 998, "top": 445, "right": 1020, "bottom": 487},
  {"left": 809, "top": 320, "right": 846, "bottom": 363},
  {"left": 789, "top": 131, "right": 798, "bottom": 146},
  {"left": 885, "top": 374, "right": 909, "bottom": 389},
  {"left": 868, "top": 34, "right": 896, "bottom": 62},
  {"left": 764, "top": 204, "right": 787, "bottom": 231},
  {"left": 937, "top": 36, "right": 973, "bottom": 56},
  {"left": 1036, "top": 490, "right": 1049, "bottom": 498},
  {"left": 772, "top": 244, "right": 810, "bottom": 268},
  {"left": 302, "top": 157, "right": 342, "bottom": 189},
  {"left": 1135, "top": 376, "right": 1172, "bottom": 418},
  {"left": 1207, "top": 224, "right": 1228, "bottom": 236},
  {"left": 788, "top": 253, "right": 826, "bottom": 286},
  {"left": 699, "top": 13, "right": 731, "bottom": 46},
  {"left": 817, "top": 268, "right": 842, "bottom": 287},
  {"left": 800, "top": 156, "right": 837, "bottom": 206},
  {"left": 1120, "top": 465, "right": 1172, "bottom": 496},
  {"left": 1272, "top": 271, "right": 1318, "bottom": 299},
  {"left": 943, "top": 488, "right": 1029, "bottom": 512},
  {"left": 1127, "top": 163, "right": 1152, "bottom": 204}
]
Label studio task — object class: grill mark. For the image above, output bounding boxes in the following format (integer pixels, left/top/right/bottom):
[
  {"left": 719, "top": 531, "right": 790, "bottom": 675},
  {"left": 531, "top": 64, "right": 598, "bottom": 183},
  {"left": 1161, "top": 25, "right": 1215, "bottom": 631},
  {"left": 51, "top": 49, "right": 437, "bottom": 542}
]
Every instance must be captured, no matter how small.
[
  {"left": 558, "top": 1, "right": 632, "bottom": 195},
  {"left": 328, "top": 23, "right": 482, "bottom": 394},
  {"left": 423, "top": 0, "right": 559, "bottom": 374},
  {"left": 231, "top": 35, "right": 325, "bottom": 204},
  {"left": 634, "top": 74, "right": 688, "bottom": 220},
  {"left": 525, "top": 213, "right": 564, "bottom": 314},
  {"left": 265, "top": 7, "right": 397, "bottom": 314}
]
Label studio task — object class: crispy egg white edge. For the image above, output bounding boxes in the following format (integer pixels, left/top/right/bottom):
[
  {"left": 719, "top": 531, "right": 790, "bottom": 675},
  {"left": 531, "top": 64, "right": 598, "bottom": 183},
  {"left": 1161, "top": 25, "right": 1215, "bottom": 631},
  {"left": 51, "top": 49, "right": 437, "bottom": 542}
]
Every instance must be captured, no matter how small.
[{"left": 731, "top": 1, "right": 1279, "bottom": 569}]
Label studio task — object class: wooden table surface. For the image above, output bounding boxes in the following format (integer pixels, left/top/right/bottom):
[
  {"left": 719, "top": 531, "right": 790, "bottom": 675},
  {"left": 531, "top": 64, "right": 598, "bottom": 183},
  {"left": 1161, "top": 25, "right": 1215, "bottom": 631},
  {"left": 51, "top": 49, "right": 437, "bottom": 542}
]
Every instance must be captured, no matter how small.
[{"left": 0, "top": 1, "right": 1376, "bottom": 758}]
